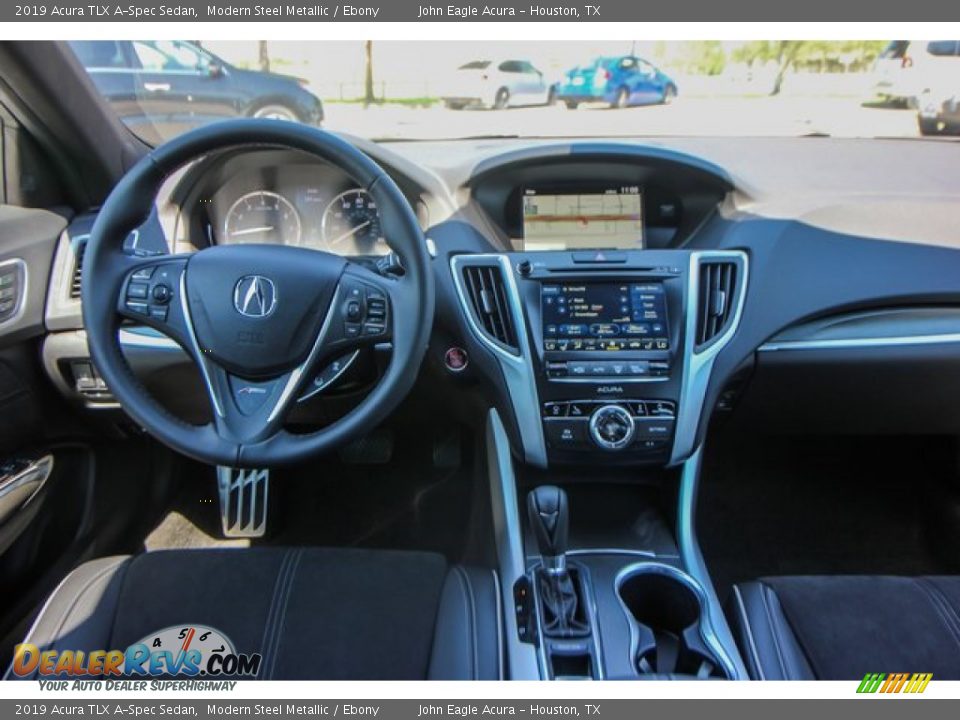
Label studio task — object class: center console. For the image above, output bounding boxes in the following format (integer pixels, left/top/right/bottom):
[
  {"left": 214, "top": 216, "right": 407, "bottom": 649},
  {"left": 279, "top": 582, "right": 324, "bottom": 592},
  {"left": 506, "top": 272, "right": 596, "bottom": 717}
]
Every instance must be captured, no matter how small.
[
  {"left": 452, "top": 245, "right": 750, "bottom": 681},
  {"left": 453, "top": 248, "right": 747, "bottom": 470},
  {"left": 523, "top": 255, "right": 685, "bottom": 466}
]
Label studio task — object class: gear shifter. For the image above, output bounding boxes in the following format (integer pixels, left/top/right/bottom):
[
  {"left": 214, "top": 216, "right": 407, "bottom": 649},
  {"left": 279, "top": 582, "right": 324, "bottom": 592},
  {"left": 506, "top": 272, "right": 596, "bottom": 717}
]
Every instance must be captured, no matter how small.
[
  {"left": 527, "top": 486, "right": 588, "bottom": 637},
  {"left": 527, "top": 485, "right": 569, "bottom": 573}
]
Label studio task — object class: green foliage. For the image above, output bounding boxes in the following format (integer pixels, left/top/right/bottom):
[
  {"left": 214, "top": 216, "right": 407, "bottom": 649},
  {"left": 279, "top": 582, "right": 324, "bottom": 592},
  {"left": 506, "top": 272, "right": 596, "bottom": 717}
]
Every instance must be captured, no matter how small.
[{"left": 731, "top": 40, "right": 889, "bottom": 70}]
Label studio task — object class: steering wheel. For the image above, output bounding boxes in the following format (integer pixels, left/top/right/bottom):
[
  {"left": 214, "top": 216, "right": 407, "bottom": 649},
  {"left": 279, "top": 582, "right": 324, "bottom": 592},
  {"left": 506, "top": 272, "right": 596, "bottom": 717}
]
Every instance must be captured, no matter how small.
[{"left": 82, "top": 120, "right": 434, "bottom": 467}]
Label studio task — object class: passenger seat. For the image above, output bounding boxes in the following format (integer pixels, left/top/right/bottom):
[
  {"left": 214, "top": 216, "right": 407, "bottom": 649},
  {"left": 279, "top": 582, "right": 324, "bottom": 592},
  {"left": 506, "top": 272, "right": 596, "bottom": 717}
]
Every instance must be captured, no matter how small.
[{"left": 727, "top": 576, "right": 960, "bottom": 680}]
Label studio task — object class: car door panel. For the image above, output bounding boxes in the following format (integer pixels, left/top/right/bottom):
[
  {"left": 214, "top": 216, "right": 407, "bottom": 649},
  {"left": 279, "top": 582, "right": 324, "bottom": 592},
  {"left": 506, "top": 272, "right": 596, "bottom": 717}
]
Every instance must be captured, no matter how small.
[{"left": 0, "top": 204, "right": 67, "bottom": 553}]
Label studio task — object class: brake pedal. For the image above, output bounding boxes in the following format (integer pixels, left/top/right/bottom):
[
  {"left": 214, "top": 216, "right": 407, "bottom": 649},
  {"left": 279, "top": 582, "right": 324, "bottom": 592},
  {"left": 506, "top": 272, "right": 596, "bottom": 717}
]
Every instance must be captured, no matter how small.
[{"left": 217, "top": 467, "right": 269, "bottom": 538}]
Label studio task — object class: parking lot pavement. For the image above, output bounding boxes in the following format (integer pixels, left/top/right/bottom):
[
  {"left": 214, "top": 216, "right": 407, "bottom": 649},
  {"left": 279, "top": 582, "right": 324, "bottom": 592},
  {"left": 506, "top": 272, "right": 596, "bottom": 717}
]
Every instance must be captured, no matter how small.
[{"left": 323, "top": 96, "right": 924, "bottom": 140}]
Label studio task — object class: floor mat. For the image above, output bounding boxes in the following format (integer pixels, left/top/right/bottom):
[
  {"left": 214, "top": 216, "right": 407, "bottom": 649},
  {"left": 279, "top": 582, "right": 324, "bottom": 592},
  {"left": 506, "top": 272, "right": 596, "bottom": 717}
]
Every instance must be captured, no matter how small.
[
  {"left": 698, "top": 431, "right": 958, "bottom": 602},
  {"left": 142, "top": 424, "right": 479, "bottom": 563}
]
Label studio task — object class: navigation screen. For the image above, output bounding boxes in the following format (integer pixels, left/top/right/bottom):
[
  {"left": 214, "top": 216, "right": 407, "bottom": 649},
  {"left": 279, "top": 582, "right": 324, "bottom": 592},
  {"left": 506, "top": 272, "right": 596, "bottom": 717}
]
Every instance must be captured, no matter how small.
[
  {"left": 522, "top": 187, "right": 644, "bottom": 251},
  {"left": 541, "top": 283, "right": 669, "bottom": 352}
]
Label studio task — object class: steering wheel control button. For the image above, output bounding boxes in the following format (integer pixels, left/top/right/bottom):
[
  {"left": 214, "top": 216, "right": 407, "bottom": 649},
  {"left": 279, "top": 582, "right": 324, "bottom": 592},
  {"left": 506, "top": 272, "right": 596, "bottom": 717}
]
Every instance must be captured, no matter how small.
[
  {"left": 444, "top": 347, "right": 469, "bottom": 372},
  {"left": 125, "top": 300, "right": 149, "bottom": 315},
  {"left": 148, "top": 307, "right": 169, "bottom": 322},
  {"left": 131, "top": 267, "right": 155, "bottom": 280},
  {"left": 345, "top": 299, "right": 363, "bottom": 322},
  {"left": 151, "top": 284, "right": 172, "bottom": 304},
  {"left": 589, "top": 404, "right": 636, "bottom": 451},
  {"left": 126, "top": 282, "right": 149, "bottom": 299}
]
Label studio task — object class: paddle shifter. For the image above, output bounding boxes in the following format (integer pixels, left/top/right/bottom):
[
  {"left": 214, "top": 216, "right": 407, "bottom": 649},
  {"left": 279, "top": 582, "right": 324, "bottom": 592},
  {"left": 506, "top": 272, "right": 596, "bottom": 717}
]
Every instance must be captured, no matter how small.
[{"left": 527, "top": 486, "right": 588, "bottom": 638}]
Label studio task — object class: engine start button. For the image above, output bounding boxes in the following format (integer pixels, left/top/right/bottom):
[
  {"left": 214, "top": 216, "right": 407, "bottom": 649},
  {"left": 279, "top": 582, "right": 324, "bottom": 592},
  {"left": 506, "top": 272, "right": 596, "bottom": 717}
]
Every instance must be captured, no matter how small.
[{"left": 444, "top": 347, "right": 469, "bottom": 372}]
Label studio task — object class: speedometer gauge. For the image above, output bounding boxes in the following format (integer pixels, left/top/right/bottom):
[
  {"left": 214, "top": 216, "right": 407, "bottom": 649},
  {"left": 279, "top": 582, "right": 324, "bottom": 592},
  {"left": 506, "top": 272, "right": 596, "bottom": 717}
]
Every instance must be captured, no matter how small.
[
  {"left": 224, "top": 191, "right": 302, "bottom": 246},
  {"left": 321, "top": 189, "right": 386, "bottom": 255}
]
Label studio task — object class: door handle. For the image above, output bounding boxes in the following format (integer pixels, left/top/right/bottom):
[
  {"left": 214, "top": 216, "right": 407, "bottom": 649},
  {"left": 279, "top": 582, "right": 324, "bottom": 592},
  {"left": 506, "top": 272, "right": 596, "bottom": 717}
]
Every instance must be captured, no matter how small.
[
  {"left": 0, "top": 454, "right": 53, "bottom": 525},
  {"left": 143, "top": 82, "right": 171, "bottom": 92}
]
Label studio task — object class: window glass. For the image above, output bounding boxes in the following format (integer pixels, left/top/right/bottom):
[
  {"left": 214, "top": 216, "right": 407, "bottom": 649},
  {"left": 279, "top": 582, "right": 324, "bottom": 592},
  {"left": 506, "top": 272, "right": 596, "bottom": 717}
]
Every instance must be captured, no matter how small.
[{"left": 69, "top": 41, "right": 128, "bottom": 69}]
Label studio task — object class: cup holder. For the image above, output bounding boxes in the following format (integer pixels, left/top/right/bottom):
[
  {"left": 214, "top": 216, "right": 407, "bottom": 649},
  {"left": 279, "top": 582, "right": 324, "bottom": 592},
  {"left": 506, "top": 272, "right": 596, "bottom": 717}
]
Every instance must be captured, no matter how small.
[{"left": 616, "top": 564, "right": 729, "bottom": 679}]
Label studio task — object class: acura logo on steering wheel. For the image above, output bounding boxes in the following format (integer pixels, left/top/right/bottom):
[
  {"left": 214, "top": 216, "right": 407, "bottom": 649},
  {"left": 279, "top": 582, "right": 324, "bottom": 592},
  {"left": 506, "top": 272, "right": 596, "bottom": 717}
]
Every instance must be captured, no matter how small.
[{"left": 233, "top": 275, "right": 277, "bottom": 318}]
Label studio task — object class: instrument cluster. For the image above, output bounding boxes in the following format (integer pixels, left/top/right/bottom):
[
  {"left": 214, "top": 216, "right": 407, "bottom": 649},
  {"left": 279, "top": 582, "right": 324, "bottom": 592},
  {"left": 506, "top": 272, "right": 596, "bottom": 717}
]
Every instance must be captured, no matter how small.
[{"left": 197, "top": 162, "right": 392, "bottom": 257}]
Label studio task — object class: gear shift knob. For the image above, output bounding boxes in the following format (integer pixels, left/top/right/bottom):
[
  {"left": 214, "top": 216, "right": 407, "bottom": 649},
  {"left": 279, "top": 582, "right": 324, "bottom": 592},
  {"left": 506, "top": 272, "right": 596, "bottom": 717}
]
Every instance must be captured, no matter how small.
[{"left": 527, "top": 485, "right": 569, "bottom": 573}]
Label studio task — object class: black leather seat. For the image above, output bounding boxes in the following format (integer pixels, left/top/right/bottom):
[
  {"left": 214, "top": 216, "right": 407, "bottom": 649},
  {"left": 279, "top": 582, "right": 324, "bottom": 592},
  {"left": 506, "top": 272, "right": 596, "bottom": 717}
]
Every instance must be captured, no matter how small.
[
  {"left": 728, "top": 576, "right": 960, "bottom": 680},
  {"left": 6, "top": 547, "right": 501, "bottom": 680}
]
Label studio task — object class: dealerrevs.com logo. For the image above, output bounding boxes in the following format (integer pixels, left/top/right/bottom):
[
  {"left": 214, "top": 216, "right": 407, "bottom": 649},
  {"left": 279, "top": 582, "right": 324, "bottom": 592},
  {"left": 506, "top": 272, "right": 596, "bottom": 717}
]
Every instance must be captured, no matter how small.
[{"left": 12, "top": 625, "right": 262, "bottom": 679}]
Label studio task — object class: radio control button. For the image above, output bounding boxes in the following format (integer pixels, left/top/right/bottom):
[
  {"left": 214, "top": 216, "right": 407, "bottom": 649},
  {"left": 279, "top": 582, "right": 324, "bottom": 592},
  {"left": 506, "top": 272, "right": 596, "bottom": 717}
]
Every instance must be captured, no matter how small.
[
  {"left": 568, "top": 402, "right": 591, "bottom": 417},
  {"left": 544, "top": 402, "right": 567, "bottom": 418},
  {"left": 568, "top": 362, "right": 589, "bottom": 377},
  {"left": 648, "top": 401, "right": 676, "bottom": 416},
  {"left": 589, "top": 405, "right": 635, "bottom": 450},
  {"left": 545, "top": 419, "right": 587, "bottom": 448},
  {"left": 634, "top": 417, "right": 675, "bottom": 440}
]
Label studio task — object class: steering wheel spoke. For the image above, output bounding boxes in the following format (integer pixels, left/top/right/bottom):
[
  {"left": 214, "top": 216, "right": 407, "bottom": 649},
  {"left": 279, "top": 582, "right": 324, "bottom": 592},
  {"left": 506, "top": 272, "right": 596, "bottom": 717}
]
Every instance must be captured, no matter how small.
[{"left": 201, "top": 361, "right": 303, "bottom": 444}]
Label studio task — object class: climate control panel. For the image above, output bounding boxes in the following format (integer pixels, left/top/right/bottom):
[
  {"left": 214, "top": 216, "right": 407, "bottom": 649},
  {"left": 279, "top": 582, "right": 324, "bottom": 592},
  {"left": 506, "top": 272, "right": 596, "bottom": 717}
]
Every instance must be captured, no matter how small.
[{"left": 542, "top": 399, "right": 676, "bottom": 456}]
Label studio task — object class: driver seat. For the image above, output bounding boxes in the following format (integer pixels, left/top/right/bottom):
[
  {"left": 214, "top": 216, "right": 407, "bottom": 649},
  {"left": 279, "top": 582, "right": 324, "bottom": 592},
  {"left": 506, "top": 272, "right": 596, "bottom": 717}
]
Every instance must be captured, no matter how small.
[{"left": 5, "top": 547, "right": 502, "bottom": 680}]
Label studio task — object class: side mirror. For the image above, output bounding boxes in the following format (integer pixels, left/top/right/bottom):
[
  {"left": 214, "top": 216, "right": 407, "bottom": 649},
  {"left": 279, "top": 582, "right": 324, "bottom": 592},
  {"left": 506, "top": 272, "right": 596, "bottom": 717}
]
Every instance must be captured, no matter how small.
[{"left": 207, "top": 62, "right": 224, "bottom": 78}]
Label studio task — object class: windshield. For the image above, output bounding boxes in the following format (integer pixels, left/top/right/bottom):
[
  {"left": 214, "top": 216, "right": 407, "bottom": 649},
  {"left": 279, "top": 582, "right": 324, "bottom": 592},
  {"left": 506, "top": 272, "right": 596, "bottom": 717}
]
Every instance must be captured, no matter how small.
[{"left": 69, "top": 40, "right": 960, "bottom": 143}]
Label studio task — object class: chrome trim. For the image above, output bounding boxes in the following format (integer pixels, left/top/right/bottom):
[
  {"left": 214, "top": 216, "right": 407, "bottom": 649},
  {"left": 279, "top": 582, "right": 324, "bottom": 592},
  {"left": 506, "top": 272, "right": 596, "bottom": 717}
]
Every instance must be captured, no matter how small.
[
  {"left": 452, "top": 255, "right": 547, "bottom": 467},
  {"left": 529, "top": 548, "right": 668, "bottom": 561},
  {"left": 266, "top": 285, "right": 343, "bottom": 423},
  {"left": 118, "top": 327, "right": 182, "bottom": 350},
  {"left": 732, "top": 585, "right": 765, "bottom": 681},
  {"left": 759, "top": 333, "right": 960, "bottom": 352},
  {"left": 550, "top": 375, "right": 670, "bottom": 384},
  {"left": 614, "top": 561, "right": 737, "bottom": 679},
  {"left": 670, "top": 251, "right": 749, "bottom": 465},
  {"left": 297, "top": 348, "right": 360, "bottom": 403},
  {"left": 0, "top": 259, "right": 28, "bottom": 330},
  {"left": 0, "top": 455, "right": 53, "bottom": 525},
  {"left": 179, "top": 270, "right": 225, "bottom": 418},
  {"left": 588, "top": 404, "right": 635, "bottom": 450},
  {"left": 677, "top": 448, "right": 748, "bottom": 680},
  {"left": 491, "top": 568, "right": 506, "bottom": 680},
  {"left": 485, "top": 409, "right": 540, "bottom": 680}
]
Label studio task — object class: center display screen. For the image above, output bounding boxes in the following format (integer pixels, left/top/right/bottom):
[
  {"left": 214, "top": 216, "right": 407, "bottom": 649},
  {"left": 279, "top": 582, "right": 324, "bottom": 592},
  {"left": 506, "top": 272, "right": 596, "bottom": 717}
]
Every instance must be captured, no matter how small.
[
  {"left": 541, "top": 282, "right": 669, "bottom": 352},
  {"left": 522, "top": 187, "right": 644, "bottom": 251}
]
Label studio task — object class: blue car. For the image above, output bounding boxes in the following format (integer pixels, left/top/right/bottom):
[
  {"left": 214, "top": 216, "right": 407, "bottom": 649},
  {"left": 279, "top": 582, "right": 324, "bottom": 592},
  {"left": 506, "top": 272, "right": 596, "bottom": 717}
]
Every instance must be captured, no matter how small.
[{"left": 556, "top": 55, "right": 677, "bottom": 109}]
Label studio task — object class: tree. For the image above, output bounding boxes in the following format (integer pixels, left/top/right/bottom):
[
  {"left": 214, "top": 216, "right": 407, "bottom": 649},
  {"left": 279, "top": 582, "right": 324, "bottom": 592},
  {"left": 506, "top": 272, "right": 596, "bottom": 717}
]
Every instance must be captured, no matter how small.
[
  {"left": 258, "top": 41, "right": 270, "bottom": 73},
  {"left": 363, "top": 40, "right": 376, "bottom": 108},
  {"left": 732, "top": 40, "right": 889, "bottom": 94},
  {"left": 732, "top": 41, "right": 804, "bottom": 95}
]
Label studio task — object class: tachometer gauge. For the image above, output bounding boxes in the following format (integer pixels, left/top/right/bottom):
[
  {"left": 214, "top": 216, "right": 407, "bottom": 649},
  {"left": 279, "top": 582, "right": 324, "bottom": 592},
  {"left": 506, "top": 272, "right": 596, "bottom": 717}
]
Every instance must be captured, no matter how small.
[
  {"left": 321, "top": 189, "right": 386, "bottom": 254},
  {"left": 223, "top": 191, "right": 302, "bottom": 246}
]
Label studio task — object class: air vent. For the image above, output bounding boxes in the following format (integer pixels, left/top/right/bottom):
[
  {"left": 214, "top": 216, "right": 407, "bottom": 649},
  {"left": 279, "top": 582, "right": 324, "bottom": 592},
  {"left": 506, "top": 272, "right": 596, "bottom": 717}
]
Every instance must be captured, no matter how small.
[
  {"left": 695, "top": 260, "right": 738, "bottom": 349},
  {"left": 462, "top": 263, "right": 519, "bottom": 353},
  {"left": 0, "top": 260, "right": 25, "bottom": 324},
  {"left": 70, "top": 238, "right": 87, "bottom": 299}
]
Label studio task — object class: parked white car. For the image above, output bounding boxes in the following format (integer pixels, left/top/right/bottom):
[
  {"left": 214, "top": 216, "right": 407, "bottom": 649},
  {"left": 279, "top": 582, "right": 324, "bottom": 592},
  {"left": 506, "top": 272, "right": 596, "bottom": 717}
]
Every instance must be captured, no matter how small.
[
  {"left": 869, "top": 40, "right": 960, "bottom": 107},
  {"left": 441, "top": 59, "right": 556, "bottom": 110}
]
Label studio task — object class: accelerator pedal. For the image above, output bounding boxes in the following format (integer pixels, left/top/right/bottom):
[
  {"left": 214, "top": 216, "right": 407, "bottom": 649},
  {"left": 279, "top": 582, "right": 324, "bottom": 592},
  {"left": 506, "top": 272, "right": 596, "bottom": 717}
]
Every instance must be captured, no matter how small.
[{"left": 217, "top": 466, "right": 269, "bottom": 538}]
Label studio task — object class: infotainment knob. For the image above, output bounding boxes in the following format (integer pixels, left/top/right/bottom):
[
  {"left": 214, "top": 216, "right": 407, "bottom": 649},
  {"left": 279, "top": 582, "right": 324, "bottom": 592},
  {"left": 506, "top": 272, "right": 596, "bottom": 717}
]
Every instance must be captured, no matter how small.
[{"left": 588, "top": 405, "right": 635, "bottom": 450}]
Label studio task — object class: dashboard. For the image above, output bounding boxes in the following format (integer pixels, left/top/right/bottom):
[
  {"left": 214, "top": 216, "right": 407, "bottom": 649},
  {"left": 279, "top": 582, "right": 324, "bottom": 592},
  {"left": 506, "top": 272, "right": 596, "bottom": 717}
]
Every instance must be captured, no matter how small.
[{"left": 32, "top": 134, "right": 960, "bottom": 472}]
